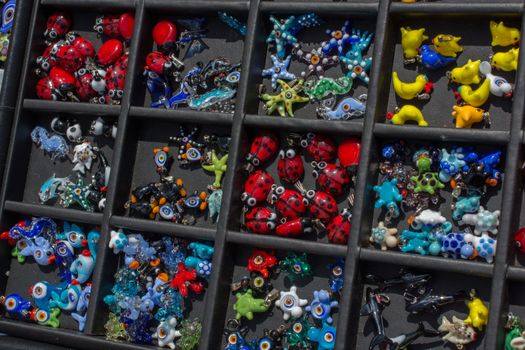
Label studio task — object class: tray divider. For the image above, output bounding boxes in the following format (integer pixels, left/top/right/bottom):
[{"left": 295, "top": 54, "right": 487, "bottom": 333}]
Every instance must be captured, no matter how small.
[
  {"left": 83, "top": 0, "right": 145, "bottom": 335},
  {"left": 197, "top": 1, "right": 261, "bottom": 349},
  {"left": 336, "top": 1, "right": 391, "bottom": 349},
  {"left": 485, "top": 5, "right": 525, "bottom": 349}
]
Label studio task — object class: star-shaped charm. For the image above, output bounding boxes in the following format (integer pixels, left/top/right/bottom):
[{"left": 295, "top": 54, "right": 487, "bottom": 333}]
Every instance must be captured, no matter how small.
[
  {"left": 267, "top": 15, "right": 299, "bottom": 59},
  {"left": 260, "top": 79, "right": 309, "bottom": 118},
  {"left": 321, "top": 20, "right": 355, "bottom": 55},
  {"left": 294, "top": 45, "right": 339, "bottom": 79},
  {"left": 340, "top": 49, "right": 372, "bottom": 85},
  {"left": 262, "top": 54, "right": 296, "bottom": 90},
  {"left": 61, "top": 177, "right": 94, "bottom": 212}
]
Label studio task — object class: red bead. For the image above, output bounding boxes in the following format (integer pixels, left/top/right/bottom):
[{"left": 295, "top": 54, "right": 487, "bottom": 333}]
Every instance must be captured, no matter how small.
[
  {"left": 36, "top": 76, "right": 58, "bottom": 100},
  {"left": 245, "top": 132, "right": 279, "bottom": 170},
  {"left": 277, "top": 147, "right": 304, "bottom": 184},
  {"left": 276, "top": 217, "right": 312, "bottom": 237},
  {"left": 44, "top": 12, "right": 71, "bottom": 41},
  {"left": 241, "top": 170, "right": 274, "bottom": 207},
  {"left": 153, "top": 20, "right": 177, "bottom": 49},
  {"left": 514, "top": 228, "right": 525, "bottom": 253},
  {"left": 305, "top": 190, "right": 338, "bottom": 223},
  {"left": 97, "top": 39, "right": 123, "bottom": 66},
  {"left": 247, "top": 250, "right": 277, "bottom": 279},
  {"left": 244, "top": 207, "right": 277, "bottom": 234},
  {"left": 313, "top": 162, "right": 350, "bottom": 197},
  {"left": 145, "top": 51, "right": 173, "bottom": 75},
  {"left": 56, "top": 45, "right": 84, "bottom": 72},
  {"left": 118, "top": 13, "right": 135, "bottom": 40},
  {"left": 271, "top": 187, "right": 307, "bottom": 221},
  {"left": 49, "top": 67, "right": 76, "bottom": 91},
  {"left": 338, "top": 138, "right": 361, "bottom": 174},
  {"left": 301, "top": 133, "right": 336, "bottom": 162},
  {"left": 327, "top": 213, "right": 351, "bottom": 245}
]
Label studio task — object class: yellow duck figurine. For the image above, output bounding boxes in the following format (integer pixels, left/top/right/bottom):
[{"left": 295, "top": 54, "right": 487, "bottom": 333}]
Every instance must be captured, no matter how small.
[
  {"left": 457, "top": 79, "right": 491, "bottom": 107},
  {"left": 451, "top": 105, "right": 489, "bottom": 128},
  {"left": 447, "top": 59, "right": 481, "bottom": 85},
  {"left": 386, "top": 105, "right": 428, "bottom": 126},
  {"left": 400, "top": 27, "right": 428, "bottom": 61},
  {"left": 464, "top": 294, "right": 489, "bottom": 331},
  {"left": 490, "top": 20, "right": 520, "bottom": 47},
  {"left": 392, "top": 72, "right": 432, "bottom": 100},
  {"left": 491, "top": 47, "right": 519, "bottom": 72},
  {"left": 432, "top": 34, "right": 463, "bottom": 57}
]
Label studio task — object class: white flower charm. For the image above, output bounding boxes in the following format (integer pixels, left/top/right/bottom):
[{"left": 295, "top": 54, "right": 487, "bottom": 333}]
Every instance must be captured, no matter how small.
[{"left": 275, "top": 286, "right": 308, "bottom": 320}]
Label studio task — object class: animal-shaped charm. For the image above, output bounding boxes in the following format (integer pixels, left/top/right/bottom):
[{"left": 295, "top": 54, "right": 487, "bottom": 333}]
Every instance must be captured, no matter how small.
[
  {"left": 386, "top": 105, "right": 428, "bottom": 126},
  {"left": 460, "top": 206, "right": 500, "bottom": 235},
  {"left": 432, "top": 34, "right": 463, "bottom": 57},
  {"left": 30, "top": 281, "right": 65, "bottom": 310},
  {"left": 464, "top": 294, "right": 489, "bottom": 330},
  {"left": 400, "top": 230, "right": 432, "bottom": 255},
  {"left": 452, "top": 195, "right": 481, "bottom": 221},
  {"left": 109, "top": 229, "right": 128, "bottom": 254},
  {"left": 491, "top": 47, "right": 519, "bottom": 72},
  {"left": 153, "top": 317, "right": 182, "bottom": 349},
  {"left": 72, "top": 142, "right": 96, "bottom": 174},
  {"left": 490, "top": 21, "right": 520, "bottom": 47},
  {"left": 373, "top": 178, "right": 403, "bottom": 219},
  {"left": 418, "top": 45, "right": 456, "bottom": 70},
  {"left": 392, "top": 72, "right": 433, "bottom": 100},
  {"left": 70, "top": 250, "right": 95, "bottom": 284},
  {"left": 464, "top": 233, "right": 496, "bottom": 264},
  {"left": 439, "top": 316, "right": 477, "bottom": 349},
  {"left": 400, "top": 27, "right": 428, "bottom": 63},
  {"left": 316, "top": 94, "right": 367, "bottom": 120},
  {"left": 479, "top": 61, "right": 513, "bottom": 97},
  {"left": 369, "top": 221, "right": 398, "bottom": 250},
  {"left": 233, "top": 289, "right": 270, "bottom": 320},
  {"left": 305, "top": 290, "right": 338, "bottom": 324},
  {"left": 448, "top": 59, "right": 481, "bottom": 85},
  {"left": 307, "top": 322, "right": 336, "bottom": 350},
  {"left": 451, "top": 105, "right": 489, "bottom": 128},
  {"left": 50, "top": 283, "right": 81, "bottom": 311},
  {"left": 437, "top": 233, "right": 474, "bottom": 259},
  {"left": 58, "top": 221, "right": 86, "bottom": 248},
  {"left": 71, "top": 285, "right": 91, "bottom": 332},
  {"left": 456, "top": 79, "right": 491, "bottom": 107},
  {"left": 30, "top": 126, "right": 69, "bottom": 161},
  {"left": 275, "top": 286, "right": 308, "bottom": 321}
]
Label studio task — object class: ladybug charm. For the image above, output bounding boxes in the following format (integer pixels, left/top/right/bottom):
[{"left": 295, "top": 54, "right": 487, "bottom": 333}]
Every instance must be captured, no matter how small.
[
  {"left": 118, "top": 13, "right": 135, "bottom": 40},
  {"left": 241, "top": 170, "right": 274, "bottom": 207},
  {"left": 327, "top": 209, "right": 351, "bottom": 245},
  {"left": 153, "top": 20, "right": 178, "bottom": 52},
  {"left": 245, "top": 132, "right": 279, "bottom": 171},
  {"left": 515, "top": 227, "right": 525, "bottom": 253},
  {"left": 277, "top": 146, "right": 304, "bottom": 185},
  {"left": 75, "top": 68, "right": 98, "bottom": 101},
  {"left": 276, "top": 217, "right": 312, "bottom": 237},
  {"left": 338, "top": 138, "right": 361, "bottom": 175},
  {"left": 44, "top": 12, "right": 71, "bottom": 42},
  {"left": 93, "top": 15, "right": 120, "bottom": 37},
  {"left": 244, "top": 207, "right": 277, "bottom": 235},
  {"left": 49, "top": 67, "right": 77, "bottom": 96},
  {"left": 36, "top": 76, "right": 61, "bottom": 100},
  {"left": 304, "top": 189, "right": 338, "bottom": 224},
  {"left": 270, "top": 186, "right": 307, "bottom": 221},
  {"left": 66, "top": 32, "right": 95, "bottom": 58},
  {"left": 247, "top": 249, "right": 277, "bottom": 279},
  {"left": 312, "top": 162, "right": 350, "bottom": 197},
  {"left": 97, "top": 39, "right": 123, "bottom": 66},
  {"left": 105, "top": 54, "right": 128, "bottom": 104},
  {"left": 145, "top": 51, "right": 178, "bottom": 76},
  {"left": 56, "top": 45, "right": 84, "bottom": 72},
  {"left": 36, "top": 46, "right": 57, "bottom": 72},
  {"left": 300, "top": 133, "right": 337, "bottom": 162}
]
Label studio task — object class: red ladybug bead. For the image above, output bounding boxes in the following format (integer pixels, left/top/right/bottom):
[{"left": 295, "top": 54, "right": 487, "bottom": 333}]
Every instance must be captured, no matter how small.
[
  {"left": 247, "top": 249, "right": 277, "bottom": 279},
  {"left": 97, "top": 39, "right": 123, "bottom": 66},
  {"left": 327, "top": 209, "right": 351, "bottom": 245},
  {"left": 118, "top": 13, "right": 135, "bottom": 40},
  {"left": 305, "top": 189, "right": 338, "bottom": 223},
  {"left": 56, "top": 45, "right": 84, "bottom": 72},
  {"left": 270, "top": 186, "right": 307, "bottom": 221},
  {"left": 44, "top": 12, "right": 71, "bottom": 42},
  {"left": 241, "top": 170, "right": 274, "bottom": 207},
  {"left": 93, "top": 15, "right": 120, "bottom": 37},
  {"left": 301, "top": 133, "right": 336, "bottom": 162},
  {"left": 36, "top": 45, "right": 57, "bottom": 72},
  {"left": 244, "top": 207, "right": 277, "bottom": 235},
  {"left": 36, "top": 76, "right": 60, "bottom": 100},
  {"left": 312, "top": 162, "right": 350, "bottom": 197},
  {"left": 105, "top": 54, "right": 128, "bottom": 103},
  {"left": 66, "top": 32, "right": 95, "bottom": 58},
  {"left": 277, "top": 146, "right": 304, "bottom": 184},
  {"left": 515, "top": 227, "right": 525, "bottom": 253},
  {"left": 49, "top": 67, "right": 76, "bottom": 93},
  {"left": 145, "top": 51, "right": 176, "bottom": 76},
  {"left": 276, "top": 217, "right": 312, "bottom": 237},
  {"left": 338, "top": 138, "right": 361, "bottom": 175},
  {"left": 75, "top": 68, "right": 98, "bottom": 101},
  {"left": 245, "top": 132, "right": 279, "bottom": 171},
  {"left": 153, "top": 20, "right": 177, "bottom": 51}
]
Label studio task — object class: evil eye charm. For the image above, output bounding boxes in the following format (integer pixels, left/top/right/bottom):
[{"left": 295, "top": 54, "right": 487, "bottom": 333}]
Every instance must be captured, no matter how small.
[
  {"left": 154, "top": 147, "right": 172, "bottom": 176},
  {"left": 275, "top": 286, "right": 308, "bottom": 321},
  {"left": 159, "top": 204, "right": 177, "bottom": 221},
  {"left": 35, "top": 309, "right": 51, "bottom": 323},
  {"left": 308, "top": 322, "right": 337, "bottom": 350},
  {"left": 185, "top": 147, "right": 202, "bottom": 162},
  {"left": 185, "top": 196, "right": 200, "bottom": 208},
  {"left": 226, "top": 71, "right": 241, "bottom": 84},
  {"left": 257, "top": 338, "right": 273, "bottom": 350},
  {"left": 155, "top": 150, "right": 168, "bottom": 168},
  {"left": 0, "top": 0, "right": 16, "bottom": 34},
  {"left": 2, "top": 293, "right": 32, "bottom": 317}
]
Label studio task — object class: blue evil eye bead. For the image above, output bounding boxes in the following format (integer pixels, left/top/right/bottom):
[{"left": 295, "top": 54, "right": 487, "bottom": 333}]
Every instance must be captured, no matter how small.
[
  {"left": 323, "top": 330, "right": 335, "bottom": 345},
  {"left": 159, "top": 204, "right": 177, "bottom": 221},
  {"left": 226, "top": 71, "right": 241, "bottom": 84},
  {"left": 0, "top": 0, "right": 15, "bottom": 34},
  {"left": 155, "top": 150, "right": 168, "bottom": 168},
  {"left": 312, "top": 303, "right": 327, "bottom": 319},
  {"left": 185, "top": 196, "right": 200, "bottom": 208},
  {"left": 35, "top": 309, "right": 50, "bottom": 323},
  {"left": 3, "top": 293, "right": 32, "bottom": 317},
  {"left": 293, "top": 263, "right": 303, "bottom": 273},
  {"left": 258, "top": 338, "right": 273, "bottom": 350},
  {"left": 186, "top": 147, "right": 201, "bottom": 162}
]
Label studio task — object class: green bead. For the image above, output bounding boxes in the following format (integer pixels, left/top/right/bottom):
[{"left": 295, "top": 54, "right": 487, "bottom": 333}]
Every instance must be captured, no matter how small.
[
  {"left": 506, "top": 326, "right": 523, "bottom": 350},
  {"left": 410, "top": 172, "right": 444, "bottom": 195},
  {"left": 279, "top": 252, "right": 313, "bottom": 282},
  {"left": 201, "top": 150, "right": 228, "bottom": 190},
  {"left": 35, "top": 307, "right": 61, "bottom": 328},
  {"left": 303, "top": 76, "right": 353, "bottom": 100},
  {"left": 176, "top": 318, "right": 202, "bottom": 350},
  {"left": 233, "top": 289, "right": 269, "bottom": 320},
  {"left": 105, "top": 312, "right": 128, "bottom": 341},
  {"left": 286, "top": 315, "right": 312, "bottom": 348}
]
